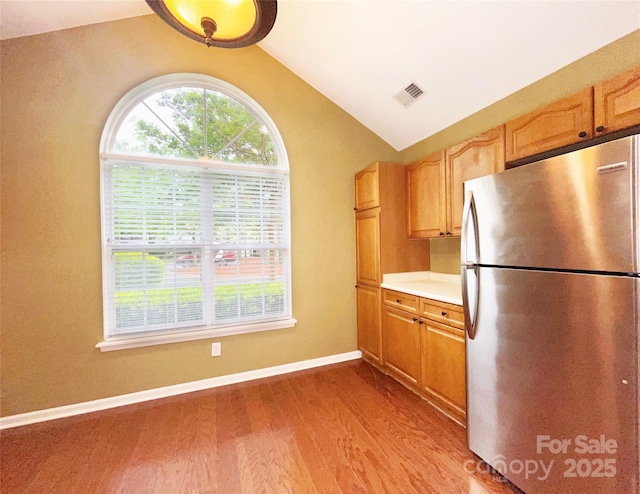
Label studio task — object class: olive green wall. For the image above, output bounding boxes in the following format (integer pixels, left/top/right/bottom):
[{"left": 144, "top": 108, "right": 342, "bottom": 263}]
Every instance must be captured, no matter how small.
[
  {"left": 429, "top": 238, "right": 461, "bottom": 275},
  {"left": 0, "top": 15, "right": 398, "bottom": 416},
  {"left": 399, "top": 30, "right": 640, "bottom": 164}
]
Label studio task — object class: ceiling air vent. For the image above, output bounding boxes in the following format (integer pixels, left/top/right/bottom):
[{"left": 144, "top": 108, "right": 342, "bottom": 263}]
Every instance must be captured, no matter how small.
[{"left": 394, "top": 82, "right": 425, "bottom": 108}]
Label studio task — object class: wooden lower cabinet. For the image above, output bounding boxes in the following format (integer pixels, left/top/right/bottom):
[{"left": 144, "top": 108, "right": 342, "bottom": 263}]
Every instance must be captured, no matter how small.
[
  {"left": 382, "top": 306, "right": 421, "bottom": 387},
  {"left": 381, "top": 289, "right": 466, "bottom": 425},
  {"left": 421, "top": 319, "right": 466, "bottom": 423},
  {"left": 357, "top": 284, "right": 381, "bottom": 363}
]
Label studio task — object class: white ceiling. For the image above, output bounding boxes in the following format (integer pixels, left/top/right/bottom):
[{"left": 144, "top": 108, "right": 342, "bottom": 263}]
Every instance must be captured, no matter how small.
[{"left": 1, "top": 1, "right": 639, "bottom": 151}]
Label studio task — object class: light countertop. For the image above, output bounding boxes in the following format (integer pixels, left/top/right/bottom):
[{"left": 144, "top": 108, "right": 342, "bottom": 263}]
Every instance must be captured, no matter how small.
[{"left": 381, "top": 271, "right": 462, "bottom": 306}]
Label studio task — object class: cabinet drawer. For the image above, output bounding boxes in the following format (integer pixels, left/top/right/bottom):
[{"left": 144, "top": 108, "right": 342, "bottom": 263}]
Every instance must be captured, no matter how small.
[
  {"left": 419, "top": 298, "right": 464, "bottom": 330},
  {"left": 383, "top": 289, "right": 419, "bottom": 313}
]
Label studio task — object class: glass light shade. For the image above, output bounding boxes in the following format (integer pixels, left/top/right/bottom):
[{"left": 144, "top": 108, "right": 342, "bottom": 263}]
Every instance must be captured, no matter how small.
[
  {"left": 163, "top": 0, "right": 257, "bottom": 40},
  {"left": 146, "top": 0, "right": 277, "bottom": 48}
]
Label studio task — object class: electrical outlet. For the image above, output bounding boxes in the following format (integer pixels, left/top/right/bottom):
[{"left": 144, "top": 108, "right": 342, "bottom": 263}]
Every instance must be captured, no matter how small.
[{"left": 211, "top": 342, "right": 221, "bottom": 357}]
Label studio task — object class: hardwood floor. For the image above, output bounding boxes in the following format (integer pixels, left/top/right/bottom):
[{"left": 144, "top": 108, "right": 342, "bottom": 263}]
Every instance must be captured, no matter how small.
[{"left": 0, "top": 360, "right": 519, "bottom": 493}]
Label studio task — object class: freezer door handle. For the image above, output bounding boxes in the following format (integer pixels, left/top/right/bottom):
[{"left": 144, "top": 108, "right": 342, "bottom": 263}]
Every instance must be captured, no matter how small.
[
  {"left": 462, "top": 264, "right": 479, "bottom": 340},
  {"left": 461, "top": 190, "right": 480, "bottom": 265}
]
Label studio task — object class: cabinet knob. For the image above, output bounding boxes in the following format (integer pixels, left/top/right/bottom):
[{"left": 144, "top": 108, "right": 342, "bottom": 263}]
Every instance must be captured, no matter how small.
[
  {"left": 413, "top": 318, "right": 418, "bottom": 322},
  {"left": 439, "top": 231, "right": 445, "bottom": 236},
  {"left": 441, "top": 311, "right": 447, "bottom": 316},
  {"left": 578, "top": 131, "right": 587, "bottom": 138},
  {"left": 596, "top": 125, "right": 605, "bottom": 133},
  {"left": 396, "top": 299, "right": 401, "bottom": 303},
  {"left": 419, "top": 320, "right": 424, "bottom": 325},
  {"left": 446, "top": 231, "right": 452, "bottom": 236}
]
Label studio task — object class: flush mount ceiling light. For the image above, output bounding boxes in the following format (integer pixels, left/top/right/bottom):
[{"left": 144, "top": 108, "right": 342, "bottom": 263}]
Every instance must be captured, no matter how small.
[{"left": 145, "top": 0, "right": 277, "bottom": 48}]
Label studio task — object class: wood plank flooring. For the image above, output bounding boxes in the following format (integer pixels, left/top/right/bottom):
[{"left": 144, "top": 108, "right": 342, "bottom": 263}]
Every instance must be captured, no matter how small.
[{"left": 0, "top": 360, "right": 519, "bottom": 493}]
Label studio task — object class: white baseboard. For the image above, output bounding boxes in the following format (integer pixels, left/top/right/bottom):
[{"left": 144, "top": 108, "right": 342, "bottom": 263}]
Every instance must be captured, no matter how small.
[{"left": 0, "top": 350, "right": 362, "bottom": 430}]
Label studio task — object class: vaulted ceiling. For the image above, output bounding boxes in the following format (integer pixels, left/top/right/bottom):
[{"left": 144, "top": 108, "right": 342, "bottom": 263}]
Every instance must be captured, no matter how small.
[{"left": 2, "top": 1, "right": 639, "bottom": 150}]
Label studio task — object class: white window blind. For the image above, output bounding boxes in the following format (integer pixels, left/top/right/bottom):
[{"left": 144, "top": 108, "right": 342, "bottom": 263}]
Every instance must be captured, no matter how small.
[{"left": 99, "top": 74, "right": 292, "bottom": 346}]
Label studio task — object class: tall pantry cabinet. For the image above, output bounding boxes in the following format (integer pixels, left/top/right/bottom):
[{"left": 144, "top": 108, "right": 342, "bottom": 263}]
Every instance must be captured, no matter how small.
[{"left": 354, "top": 162, "right": 430, "bottom": 365}]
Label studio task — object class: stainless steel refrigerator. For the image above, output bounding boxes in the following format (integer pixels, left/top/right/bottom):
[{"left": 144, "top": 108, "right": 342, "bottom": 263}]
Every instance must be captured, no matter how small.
[{"left": 461, "top": 135, "right": 639, "bottom": 493}]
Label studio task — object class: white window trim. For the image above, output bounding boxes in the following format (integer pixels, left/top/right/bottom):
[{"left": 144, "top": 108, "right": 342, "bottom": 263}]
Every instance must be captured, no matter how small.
[
  {"left": 97, "top": 73, "right": 294, "bottom": 351},
  {"left": 96, "top": 318, "right": 298, "bottom": 352},
  {"left": 100, "top": 73, "right": 289, "bottom": 170}
]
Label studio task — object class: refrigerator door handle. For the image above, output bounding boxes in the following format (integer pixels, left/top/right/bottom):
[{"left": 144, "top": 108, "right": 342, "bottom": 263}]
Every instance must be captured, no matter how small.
[
  {"left": 461, "top": 190, "right": 480, "bottom": 339},
  {"left": 462, "top": 264, "right": 479, "bottom": 340},
  {"left": 461, "top": 190, "right": 480, "bottom": 265}
]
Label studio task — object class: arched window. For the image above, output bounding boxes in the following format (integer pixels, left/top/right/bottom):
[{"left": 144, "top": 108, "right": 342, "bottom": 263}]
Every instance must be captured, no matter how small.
[{"left": 97, "top": 74, "right": 294, "bottom": 351}]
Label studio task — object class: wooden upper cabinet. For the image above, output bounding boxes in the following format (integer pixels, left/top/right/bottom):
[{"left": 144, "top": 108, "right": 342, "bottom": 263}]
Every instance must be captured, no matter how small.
[
  {"left": 407, "top": 129, "right": 504, "bottom": 239},
  {"left": 505, "top": 88, "right": 593, "bottom": 162},
  {"left": 594, "top": 65, "right": 640, "bottom": 136},
  {"left": 355, "top": 208, "right": 381, "bottom": 286},
  {"left": 354, "top": 163, "right": 380, "bottom": 211},
  {"left": 407, "top": 151, "right": 446, "bottom": 238},
  {"left": 446, "top": 126, "right": 505, "bottom": 236}
]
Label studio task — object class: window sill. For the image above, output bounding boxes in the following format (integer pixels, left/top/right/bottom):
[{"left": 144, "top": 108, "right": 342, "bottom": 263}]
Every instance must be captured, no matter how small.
[{"left": 96, "top": 318, "right": 297, "bottom": 352}]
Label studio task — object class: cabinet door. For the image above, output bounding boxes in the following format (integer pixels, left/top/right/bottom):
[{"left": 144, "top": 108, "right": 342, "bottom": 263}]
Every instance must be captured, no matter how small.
[
  {"left": 406, "top": 151, "right": 446, "bottom": 238},
  {"left": 446, "top": 126, "right": 505, "bottom": 236},
  {"left": 505, "top": 88, "right": 593, "bottom": 162},
  {"left": 594, "top": 66, "right": 640, "bottom": 136},
  {"left": 355, "top": 208, "right": 380, "bottom": 286},
  {"left": 357, "top": 285, "right": 381, "bottom": 363},
  {"left": 354, "top": 163, "right": 379, "bottom": 211},
  {"left": 382, "top": 306, "right": 421, "bottom": 387},
  {"left": 421, "top": 319, "right": 466, "bottom": 415}
]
